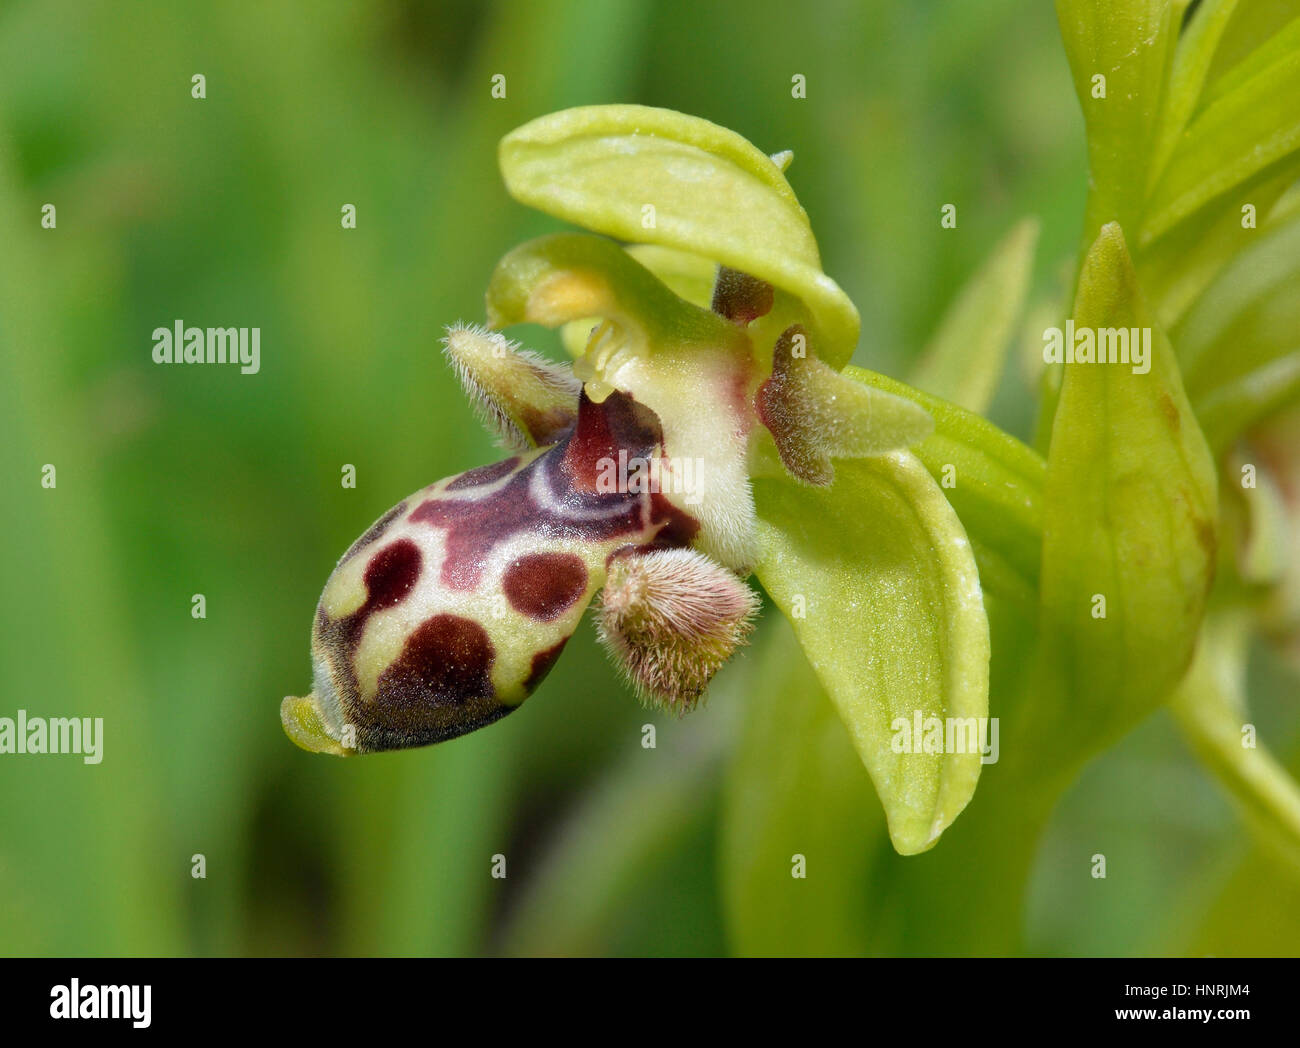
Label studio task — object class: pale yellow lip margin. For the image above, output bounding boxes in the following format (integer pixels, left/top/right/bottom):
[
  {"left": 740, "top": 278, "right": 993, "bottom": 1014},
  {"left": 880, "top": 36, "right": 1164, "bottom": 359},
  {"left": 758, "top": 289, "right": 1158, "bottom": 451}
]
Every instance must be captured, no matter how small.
[{"left": 280, "top": 694, "right": 351, "bottom": 756}]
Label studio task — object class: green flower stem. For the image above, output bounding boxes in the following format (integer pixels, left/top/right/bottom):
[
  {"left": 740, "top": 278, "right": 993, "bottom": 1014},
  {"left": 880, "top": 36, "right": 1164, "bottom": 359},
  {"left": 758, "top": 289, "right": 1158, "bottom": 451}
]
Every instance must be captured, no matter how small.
[{"left": 1169, "top": 614, "right": 1300, "bottom": 870}]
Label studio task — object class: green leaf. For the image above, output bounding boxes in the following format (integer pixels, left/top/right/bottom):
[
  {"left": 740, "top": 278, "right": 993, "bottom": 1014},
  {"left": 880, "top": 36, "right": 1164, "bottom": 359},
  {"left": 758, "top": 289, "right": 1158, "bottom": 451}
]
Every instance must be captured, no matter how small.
[
  {"left": 1055, "top": 0, "right": 1185, "bottom": 243},
  {"left": 844, "top": 367, "right": 1046, "bottom": 605},
  {"left": 908, "top": 218, "right": 1039, "bottom": 414},
  {"left": 1174, "top": 210, "right": 1300, "bottom": 450},
  {"left": 1146, "top": 0, "right": 1240, "bottom": 195},
  {"left": 1201, "top": 11, "right": 1300, "bottom": 106},
  {"left": 1170, "top": 613, "right": 1300, "bottom": 872},
  {"left": 1031, "top": 223, "right": 1217, "bottom": 765},
  {"left": 753, "top": 450, "right": 990, "bottom": 854},
  {"left": 1138, "top": 163, "right": 1297, "bottom": 327},
  {"left": 499, "top": 104, "right": 860, "bottom": 367},
  {"left": 1142, "top": 37, "right": 1300, "bottom": 243},
  {"left": 720, "top": 619, "right": 882, "bottom": 956}
]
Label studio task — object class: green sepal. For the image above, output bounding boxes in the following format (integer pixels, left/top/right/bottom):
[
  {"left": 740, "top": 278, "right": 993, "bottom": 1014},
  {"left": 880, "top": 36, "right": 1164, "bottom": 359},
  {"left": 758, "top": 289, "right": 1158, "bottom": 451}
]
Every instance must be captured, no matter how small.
[
  {"left": 499, "top": 104, "right": 860, "bottom": 367},
  {"left": 753, "top": 450, "right": 990, "bottom": 855}
]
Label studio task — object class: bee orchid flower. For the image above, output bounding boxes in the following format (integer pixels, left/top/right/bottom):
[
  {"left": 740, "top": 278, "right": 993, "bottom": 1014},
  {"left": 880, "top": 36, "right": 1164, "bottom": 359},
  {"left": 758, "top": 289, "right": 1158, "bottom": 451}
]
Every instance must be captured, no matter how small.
[{"left": 282, "top": 105, "right": 995, "bottom": 855}]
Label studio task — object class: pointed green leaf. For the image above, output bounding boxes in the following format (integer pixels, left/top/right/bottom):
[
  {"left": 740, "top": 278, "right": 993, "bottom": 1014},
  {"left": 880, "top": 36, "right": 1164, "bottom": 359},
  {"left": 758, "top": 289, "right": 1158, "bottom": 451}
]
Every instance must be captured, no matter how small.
[
  {"left": 1138, "top": 163, "right": 1296, "bottom": 327},
  {"left": 1031, "top": 223, "right": 1217, "bottom": 764},
  {"left": 1146, "top": 0, "right": 1240, "bottom": 194},
  {"left": 499, "top": 104, "right": 860, "bottom": 367},
  {"left": 753, "top": 450, "right": 990, "bottom": 855},
  {"left": 1201, "top": 12, "right": 1300, "bottom": 107},
  {"left": 1143, "top": 38, "right": 1300, "bottom": 242},
  {"left": 1174, "top": 210, "right": 1300, "bottom": 450},
  {"left": 909, "top": 218, "right": 1039, "bottom": 414}
]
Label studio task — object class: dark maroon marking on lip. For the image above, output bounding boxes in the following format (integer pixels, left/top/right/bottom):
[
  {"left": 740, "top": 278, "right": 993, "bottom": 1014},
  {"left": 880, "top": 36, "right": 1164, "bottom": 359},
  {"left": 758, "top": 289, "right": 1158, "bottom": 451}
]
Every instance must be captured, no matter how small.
[
  {"left": 339, "top": 501, "right": 407, "bottom": 564},
  {"left": 410, "top": 465, "right": 636, "bottom": 590},
  {"left": 503, "top": 553, "right": 588, "bottom": 621},
  {"left": 561, "top": 390, "right": 663, "bottom": 491},
  {"left": 647, "top": 492, "right": 700, "bottom": 549},
  {"left": 524, "top": 637, "right": 569, "bottom": 692},
  {"left": 355, "top": 695, "right": 515, "bottom": 752},
  {"left": 311, "top": 610, "right": 511, "bottom": 754},
  {"left": 377, "top": 613, "right": 495, "bottom": 710},
  {"left": 363, "top": 540, "right": 422, "bottom": 611},
  {"left": 317, "top": 539, "right": 422, "bottom": 654},
  {"left": 445, "top": 457, "right": 519, "bottom": 492},
  {"left": 411, "top": 391, "right": 695, "bottom": 591}
]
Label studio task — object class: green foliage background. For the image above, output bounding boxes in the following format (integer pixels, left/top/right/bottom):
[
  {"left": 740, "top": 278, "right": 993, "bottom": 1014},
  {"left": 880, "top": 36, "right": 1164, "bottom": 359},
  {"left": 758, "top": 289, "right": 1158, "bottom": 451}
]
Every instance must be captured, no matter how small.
[{"left": 0, "top": 0, "right": 1296, "bottom": 956}]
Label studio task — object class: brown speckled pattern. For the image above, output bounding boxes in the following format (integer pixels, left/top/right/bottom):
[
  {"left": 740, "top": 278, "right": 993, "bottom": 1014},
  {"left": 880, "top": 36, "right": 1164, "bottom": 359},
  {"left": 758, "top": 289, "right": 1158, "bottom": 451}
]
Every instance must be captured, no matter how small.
[{"left": 309, "top": 390, "right": 699, "bottom": 752}]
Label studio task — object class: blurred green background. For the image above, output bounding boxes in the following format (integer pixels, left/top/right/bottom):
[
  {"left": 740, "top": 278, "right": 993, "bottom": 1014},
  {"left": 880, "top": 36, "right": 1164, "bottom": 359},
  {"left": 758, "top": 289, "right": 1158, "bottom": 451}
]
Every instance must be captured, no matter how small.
[{"left": 1, "top": 0, "right": 1297, "bottom": 956}]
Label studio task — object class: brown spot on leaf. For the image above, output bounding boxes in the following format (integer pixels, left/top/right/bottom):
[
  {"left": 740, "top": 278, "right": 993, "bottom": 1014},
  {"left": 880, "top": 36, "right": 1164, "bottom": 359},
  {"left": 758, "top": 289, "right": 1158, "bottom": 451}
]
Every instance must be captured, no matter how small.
[
  {"left": 1193, "top": 510, "right": 1217, "bottom": 564},
  {"left": 1159, "top": 392, "right": 1180, "bottom": 432}
]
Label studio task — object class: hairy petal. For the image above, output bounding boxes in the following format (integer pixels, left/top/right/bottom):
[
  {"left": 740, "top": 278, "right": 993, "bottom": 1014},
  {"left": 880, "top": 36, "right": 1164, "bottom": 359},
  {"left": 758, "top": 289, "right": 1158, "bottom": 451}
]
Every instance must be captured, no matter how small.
[
  {"left": 441, "top": 323, "right": 580, "bottom": 449},
  {"left": 597, "top": 548, "right": 759, "bottom": 713}
]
